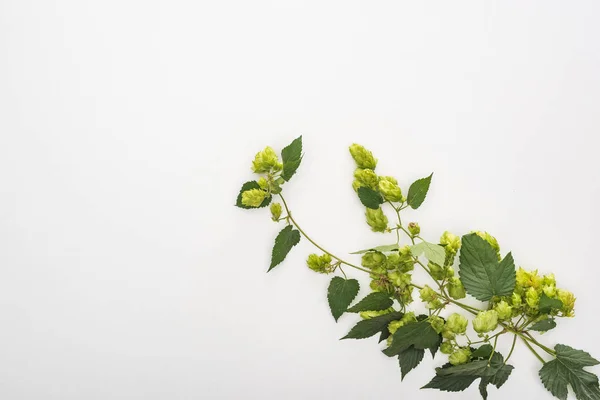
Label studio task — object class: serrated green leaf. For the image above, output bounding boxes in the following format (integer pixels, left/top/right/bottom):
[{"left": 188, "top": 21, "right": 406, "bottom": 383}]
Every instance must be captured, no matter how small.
[
  {"left": 383, "top": 321, "right": 440, "bottom": 357},
  {"left": 280, "top": 136, "right": 303, "bottom": 181},
  {"left": 479, "top": 361, "right": 514, "bottom": 399},
  {"left": 341, "top": 311, "right": 403, "bottom": 340},
  {"left": 347, "top": 292, "right": 393, "bottom": 313},
  {"left": 399, "top": 346, "right": 425, "bottom": 380},
  {"left": 235, "top": 181, "right": 272, "bottom": 209},
  {"left": 422, "top": 374, "right": 478, "bottom": 392},
  {"left": 410, "top": 241, "right": 446, "bottom": 266},
  {"left": 407, "top": 173, "right": 432, "bottom": 209},
  {"left": 530, "top": 318, "right": 557, "bottom": 332},
  {"left": 539, "top": 293, "right": 564, "bottom": 314},
  {"left": 357, "top": 186, "right": 384, "bottom": 209},
  {"left": 458, "top": 233, "right": 516, "bottom": 301},
  {"left": 471, "top": 344, "right": 494, "bottom": 359},
  {"left": 327, "top": 277, "right": 360, "bottom": 322},
  {"left": 350, "top": 244, "right": 399, "bottom": 254},
  {"left": 539, "top": 344, "right": 600, "bottom": 400},
  {"left": 436, "top": 360, "right": 499, "bottom": 377},
  {"left": 268, "top": 225, "right": 300, "bottom": 271}
]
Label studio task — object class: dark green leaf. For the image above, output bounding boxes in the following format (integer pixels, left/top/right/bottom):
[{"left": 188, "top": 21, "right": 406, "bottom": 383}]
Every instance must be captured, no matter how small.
[
  {"left": 490, "top": 364, "right": 514, "bottom": 388},
  {"left": 410, "top": 241, "right": 446, "bottom": 266},
  {"left": 235, "top": 181, "right": 272, "bottom": 209},
  {"left": 342, "top": 312, "right": 403, "bottom": 340},
  {"left": 422, "top": 375, "right": 478, "bottom": 392},
  {"left": 539, "top": 344, "right": 600, "bottom": 400},
  {"left": 280, "top": 136, "right": 303, "bottom": 181},
  {"left": 350, "top": 244, "right": 399, "bottom": 254},
  {"left": 458, "top": 233, "right": 516, "bottom": 301},
  {"left": 436, "top": 360, "right": 499, "bottom": 377},
  {"left": 539, "top": 293, "right": 564, "bottom": 314},
  {"left": 383, "top": 321, "right": 440, "bottom": 357},
  {"left": 530, "top": 318, "right": 557, "bottom": 332},
  {"left": 347, "top": 292, "right": 393, "bottom": 313},
  {"left": 268, "top": 225, "right": 300, "bottom": 271},
  {"left": 357, "top": 186, "right": 384, "bottom": 209},
  {"left": 327, "top": 277, "right": 360, "bottom": 322},
  {"left": 398, "top": 346, "right": 425, "bottom": 380},
  {"left": 378, "top": 329, "right": 391, "bottom": 343},
  {"left": 471, "top": 344, "right": 494, "bottom": 359},
  {"left": 407, "top": 173, "right": 432, "bottom": 209}
]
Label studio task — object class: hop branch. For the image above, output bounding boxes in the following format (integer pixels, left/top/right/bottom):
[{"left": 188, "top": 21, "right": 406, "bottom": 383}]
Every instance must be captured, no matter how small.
[{"left": 235, "top": 137, "right": 599, "bottom": 400}]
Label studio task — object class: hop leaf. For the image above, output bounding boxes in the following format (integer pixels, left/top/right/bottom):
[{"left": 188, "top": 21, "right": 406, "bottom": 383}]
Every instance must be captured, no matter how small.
[
  {"left": 398, "top": 346, "right": 425, "bottom": 380},
  {"left": 281, "top": 136, "right": 303, "bottom": 181},
  {"left": 268, "top": 225, "right": 300, "bottom": 272},
  {"left": 406, "top": 173, "right": 432, "bottom": 209},
  {"left": 539, "top": 344, "right": 600, "bottom": 400},
  {"left": 347, "top": 292, "right": 393, "bottom": 313},
  {"left": 327, "top": 277, "right": 360, "bottom": 322},
  {"left": 458, "top": 233, "right": 516, "bottom": 301},
  {"left": 341, "top": 311, "right": 404, "bottom": 340},
  {"left": 410, "top": 241, "right": 446, "bottom": 266},
  {"left": 357, "top": 186, "right": 384, "bottom": 209}
]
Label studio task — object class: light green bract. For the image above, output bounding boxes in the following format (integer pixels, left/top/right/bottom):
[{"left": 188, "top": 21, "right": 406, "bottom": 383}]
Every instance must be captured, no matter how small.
[{"left": 235, "top": 137, "right": 597, "bottom": 400}]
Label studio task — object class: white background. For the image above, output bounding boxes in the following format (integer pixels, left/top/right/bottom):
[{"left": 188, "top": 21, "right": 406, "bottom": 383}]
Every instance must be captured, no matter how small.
[{"left": 1, "top": 1, "right": 599, "bottom": 399}]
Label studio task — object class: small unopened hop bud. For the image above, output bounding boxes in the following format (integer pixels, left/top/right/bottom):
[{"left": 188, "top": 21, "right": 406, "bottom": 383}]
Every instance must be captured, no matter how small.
[
  {"left": 449, "top": 348, "right": 471, "bottom": 366},
  {"left": 494, "top": 300, "right": 513, "bottom": 320},
  {"left": 241, "top": 188, "right": 267, "bottom": 207},
  {"left": 349, "top": 143, "right": 378, "bottom": 170},
  {"left": 270, "top": 203, "right": 282, "bottom": 221},
  {"left": 251, "top": 146, "right": 281, "bottom": 173},
  {"left": 473, "top": 310, "right": 499, "bottom": 334},
  {"left": 407, "top": 222, "right": 420, "bottom": 236},
  {"left": 446, "top": 313, "right": 468, "bottom": 334},
  {"left": 365, "top": 207, "right": 388, "bottom": 232}
]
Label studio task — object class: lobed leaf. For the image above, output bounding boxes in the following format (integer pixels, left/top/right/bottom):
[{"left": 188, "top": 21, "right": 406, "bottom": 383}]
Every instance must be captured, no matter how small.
[{"left": 458, "top": 233, "right": 516, "bottom": 301}]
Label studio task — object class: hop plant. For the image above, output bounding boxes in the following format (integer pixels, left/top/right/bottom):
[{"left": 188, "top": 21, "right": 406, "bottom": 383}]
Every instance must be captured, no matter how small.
[{"left": 236, "top": 137, "right": 598, "bottom": 400}]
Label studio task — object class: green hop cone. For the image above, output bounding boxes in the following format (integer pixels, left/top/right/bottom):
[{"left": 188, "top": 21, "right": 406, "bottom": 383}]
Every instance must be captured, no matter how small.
[
  {"left": 557, "top": 289, "right": 576, "bottom": 317},
  {"left": 353, "top": 168, "right": 379, "bottom": 191},
  {"left": 494, "top": 300, "right": 513, "bottom": 320},
  {"left": 442, "top": 327, "right": 456, "bottom": 340},
  {"left": 419, "top": 285, "right": 437, "bottom": 303},
  {"left": 349, "top": 143, "right": 378, "bottom": 170},
  {"left": 361, "top": 251, "right": 387, "bottom": 269},
  {"left": 306, "top": 253, "right": 333, "bottom": 274},
  {"left": 429, "top": 316, "right": 445, "bottom": 334},
  {"left": 440, "top": 341, "right": 454, "bottom": 355},
  {"left": 378, "top": 178, "right": 403, "bottom": 202},
  {"left": 370, "top": 278, "right": 395, "bottom": 295},
  {"left": 427, "top": 299, "right": 444, "bottom": 310},
  {"left": 428, "top": 262, "right": 446, "bottom": 280},
  {"left": 440, "top": 231, "right": 461, "bottom": 253},
  {"left": 526, "top": 287, "right": 540, "bottom": 308},
  {"left": 365, "top": 207, "right": 388, "bottom": 232},
  {"left": 473, "top": 310, "right": 499, "bottom": 334},
  {"left": 359, "top": 307, "right": 394, "bottom": 320},
  {"left": 241, "top": 188, "right": 268, "bottom": 207},
  {"left": 449, "top": 348, "right": 471, "bottom": 366},
  {"left": 407, "top": 222, "right": 420, "bottom": 236},
  {"left": 387, "top": 271, "right": 411, "bottom": 289},
  {"left": 257, "top": 177, "right": 269, "bottom": 190},
  {"left": 542, "top": 284, "right": 557, "bottom": 298},
  {"left": 542, "top": 273, "right": 556, "bottom": 286},
  {"left": 474, "top": 231, "right": 501, "bottom": 260},
  {"left": 446, "top": 313, "right": 468, "bottom": 334},
  {"left": 516, "top": 267, "right": 542, "bottom": 289},
  {"left": 385, "top": 253, "right": 401, "bottom": 270},
  {"left": 270, "top": 202, "right": 282, "bottom": 221},
  {"left": 251, "top": 146, "right": 282, "bottom": 173},
  {"left": 510, "top": 292, "right": 522, "bottom": 308}
]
